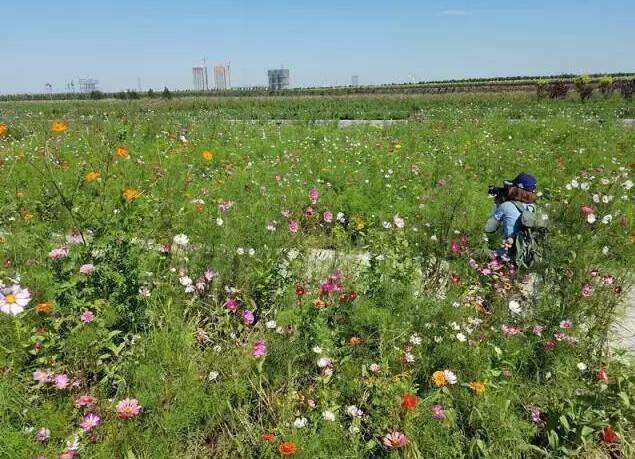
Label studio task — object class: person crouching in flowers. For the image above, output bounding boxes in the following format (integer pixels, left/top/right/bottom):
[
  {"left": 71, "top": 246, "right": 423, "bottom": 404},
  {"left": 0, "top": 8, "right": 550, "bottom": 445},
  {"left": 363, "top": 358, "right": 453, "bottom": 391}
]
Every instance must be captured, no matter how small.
[{"left": 484, "top": 173, "right": 538, "bottom": 264}]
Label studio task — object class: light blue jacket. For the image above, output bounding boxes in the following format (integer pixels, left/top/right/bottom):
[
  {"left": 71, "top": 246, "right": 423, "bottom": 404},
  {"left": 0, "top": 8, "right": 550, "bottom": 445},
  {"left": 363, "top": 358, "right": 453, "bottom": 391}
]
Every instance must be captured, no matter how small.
[{"left": 484, "top": 201, "right": 534, "bottom": 239}]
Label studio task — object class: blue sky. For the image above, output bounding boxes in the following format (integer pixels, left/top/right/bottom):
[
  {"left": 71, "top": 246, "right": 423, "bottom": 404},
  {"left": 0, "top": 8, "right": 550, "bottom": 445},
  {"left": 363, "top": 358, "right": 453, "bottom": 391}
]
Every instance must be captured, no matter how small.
[{"left": 1, "top": 0, "right": 633, "bottom": 94}]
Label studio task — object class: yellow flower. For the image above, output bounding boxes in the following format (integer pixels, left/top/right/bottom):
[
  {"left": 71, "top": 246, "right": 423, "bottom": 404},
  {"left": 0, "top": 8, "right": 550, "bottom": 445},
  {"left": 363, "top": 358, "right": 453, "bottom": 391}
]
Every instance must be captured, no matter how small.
[
  {"left": 50, "top": 120, "right": 67, "bottom": 133},
  {"left": 354, "top": 215, "right": 365, "bottom": 230},
  {"left": 115, "top": 145, "right": 129, "bottom": 158},
  {"left": 0, "top": 123, "right": 8, "bottom": 137},
  {"left": 85, "top": 171, "right": 101, "bottom": 183},
  {"left": 468, "top": 382, "right": 486, "bottom": 395},
  {"left": 431, "top": 371, "right": 447, "bottom": 387},
  {"left": 122, "top": 188, "right": 140, "bottom": 202},
  {"left": 201, "top": 150, "right": 213, "bottom": 161}
]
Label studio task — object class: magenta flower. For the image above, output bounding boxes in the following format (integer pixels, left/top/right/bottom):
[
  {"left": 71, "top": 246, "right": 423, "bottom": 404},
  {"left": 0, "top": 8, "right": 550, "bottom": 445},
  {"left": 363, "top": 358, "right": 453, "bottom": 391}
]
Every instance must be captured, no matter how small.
[
  {"left": 530, "top": 406, "right": 542, "bottom": 423},
  {"left": 224, "top": 298, "right": 238, "bottom": 312},
  {"left": 323, "top": 211, "right": 333, "bottom": 223},
  {"left": 80, "top": 413, "right": 101, "bottom": 432},
  {"left": 432, "top": 403, "right": 446, "bottom": 420},
  {"left": 54, "top": 373, "right": 69, "bottom": 390},
  {"left": 450, "top": 240, "right": 461, "bottom": 253},
  {"left": 80, "top": 310, "right": 94, "bottom": 323},
  {"left": 383, "top": 431, "right": 407, "bottom": 449},
  {"left": 79, "top": 263, "right": 95, "bottom": 274},
  {"left": 35, "top": 427, "right": 50, "bottom": 442},
  {"left": 308, "top": 187, "right": 318, "bottom": 205},
  {"left": 241, "top": 309, "right": 255, "bottom": 325},
  {"left": 288, "top": 220, "right": 299, "bottom": 233},
  {"left": 252, "top": 340, "right": 266, "bottom": 358},
  {"left": 48, "top": 247, "right": 68, "bottom": 259},
  {"left": 75, "top": 395, "right": 97, "bottom": 409},
  {"left": 581, "top": 285, "right": 593, "bottom": 297},
  {"left": 116, "top": 398, "right": 142, "bottom": 419}
]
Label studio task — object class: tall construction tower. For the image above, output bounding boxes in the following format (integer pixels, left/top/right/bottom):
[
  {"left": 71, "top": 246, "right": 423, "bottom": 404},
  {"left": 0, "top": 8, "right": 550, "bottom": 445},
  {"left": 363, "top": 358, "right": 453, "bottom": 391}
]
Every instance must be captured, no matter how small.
[
  {"left": 213, "top": 64, "right": 231, "bottom": 90},
  {"left": 192, "top": 65, "right": 208, "bottom": 91},
  {"left": 267, "top": 68, "right": 290, "bottom": 90}
]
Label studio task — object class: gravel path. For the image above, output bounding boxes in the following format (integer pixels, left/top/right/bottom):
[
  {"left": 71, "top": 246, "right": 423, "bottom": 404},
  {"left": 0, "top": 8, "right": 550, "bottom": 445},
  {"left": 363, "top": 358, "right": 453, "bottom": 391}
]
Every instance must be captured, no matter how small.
[{"left": 611, "top": 287, "right": 635, "bottom": 352}]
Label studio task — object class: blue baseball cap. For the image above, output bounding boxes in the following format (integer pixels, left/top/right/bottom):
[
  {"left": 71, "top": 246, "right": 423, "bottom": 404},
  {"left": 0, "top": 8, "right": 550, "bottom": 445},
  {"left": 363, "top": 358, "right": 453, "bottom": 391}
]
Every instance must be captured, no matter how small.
[{"left": 505, "top": 172, "right": 536, "bottom": 192}]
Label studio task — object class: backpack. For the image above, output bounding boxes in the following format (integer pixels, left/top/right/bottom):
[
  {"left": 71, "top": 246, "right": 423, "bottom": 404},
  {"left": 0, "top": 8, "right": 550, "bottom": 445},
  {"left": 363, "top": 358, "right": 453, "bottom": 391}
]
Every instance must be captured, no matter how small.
[{"left": 510, "top": 201, "right": 548, "bottom": 268}]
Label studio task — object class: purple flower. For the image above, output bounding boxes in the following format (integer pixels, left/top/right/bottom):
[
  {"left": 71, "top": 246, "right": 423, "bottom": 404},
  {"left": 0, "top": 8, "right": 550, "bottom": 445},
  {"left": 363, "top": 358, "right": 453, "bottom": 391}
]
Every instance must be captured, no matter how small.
[
  {"left": 252, "top": 340, "right": 266, "bottom": 358},
  {"left": 432, "top": 403, "right": 446, "bottom": 420},
  {"left": 323, "top": 211, "right": 333, "bottom": 223},
  {"left": 224, "top": 298, "right": 238, "bottom": 312},
  {"left": 54, "top": 373, "right": 69, "bottom": 390},
  {"left": 48, "top": 247, "right": 68, "bottom": 259},
  {"left": 80, "top": 310, "right": 94, "bottom": 323},
  {"left": 530, "top": 406, "right": 542, "bottom": 423},
  {"left": 242, "top": 309, "right": 255, "bottom": 325},
  {"left": 80, "top": 412, "right": 101, "bottom": 432},
  {"left": 79, "top": 263, "right": 95, "bottom": 274},
  {"left": 35, "top": 427, "right": 50, "bottom": 442}
]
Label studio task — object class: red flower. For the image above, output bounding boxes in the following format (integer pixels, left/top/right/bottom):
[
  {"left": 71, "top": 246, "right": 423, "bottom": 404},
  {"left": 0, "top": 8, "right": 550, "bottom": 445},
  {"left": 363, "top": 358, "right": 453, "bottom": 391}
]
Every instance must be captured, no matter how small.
[
  {"left": 278, "top": 441, "right": 297, "bottom": 456},
  {"left": 295, "top": 286, "right": 305, "bottom": 297},
  {"left": 449, "top": 273, "right": 461, "bottom": 285},
  {"left": 261, "top": 432, "right": 275, "bottom": 442},
  {"left": 601, "top": 426, "right": 617, "bottom": 443},
  {"left": 400, "top": 393, "right": 417, "bottom": 410},
  {"left": 348, "top": 291, "right": 357, "bottom": 301},
  {"left": 598, "top": 368, "right": 608, "bottom": 384}
]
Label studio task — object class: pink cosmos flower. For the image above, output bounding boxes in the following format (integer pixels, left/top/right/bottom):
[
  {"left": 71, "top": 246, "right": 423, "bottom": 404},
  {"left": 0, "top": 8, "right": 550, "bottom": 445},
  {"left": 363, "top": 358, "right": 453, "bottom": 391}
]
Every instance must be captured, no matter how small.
[
  {"left": 532, "top": 325, "right": 544, "bottom": 336},
  {"left": 288, "top": 220, "right": 299, "bottom": 233},
  {"left": 266, "top": 223, "right": 276, "bottom": 231},
  {"left": 48, "top": 247, "right": 68, "bottom": 259},
  {"left": 501, "top": 324, "right": 521, "bottom": 337},
  {"left": 80, "top": 310, "right": 94, "bottom": 323},
  {"left": 75, "top": 395, "right": 97, "bottom": 409},
  {"left": 323, "top": 211, "right": 333, "bottom": 223},
  {"left": 116, "top": 398, "right": 142, "bottom": 419},
  {"left": 450, "top": 240, "right": 461, "bottom": 253},
  {"left": 604, "top": 276, "right": 615, "bottom": 285},
  {"left": 79, "top": 263, "right": 95, "bottom": 274},
  {"left": 559, "top": 320, "right": 573, "bottom": 329},
  {"left": 65, "top": 231, "right": 84, "bottom": 244},
  {"left": 308, "top": 188, "right": 318, "bottom": 205},
  {"left": 530, "top": 406, "right": 542, "bottom": 423},
  {"left": 224, "top": 298, "right": 238, "bottom": 312},
  {"left": 54, "top": 373, "right": 69, "bottom": 390},
  {"left": 580, "top": 206, "right": 594, "bottom": 216},
  {"left": 59, "top": 449, "right": 76, "bottom": 459},
  {"left": 242, "top": 309, "right": 255, "bottom": 325},
  {"left": 383, "top": 431, "right": 407, "bottom": 449},
  {"left": 204, "top": 270, "right": 216, "bottom": 282},
  {"left": 281, "top": 209, "right": 291, "bottom": 218},
  {"left": 432, "top": 404, "right": 446, "bottom": 420},
  {"left": 35, "top": 427, "right": 50, "bottom": 442},
  {"left": 304, "top": 207, "right": 314, "bottom": 217},
  {"left": 218, "top": 200, "right": 235, "bottom": 211},
  {"left": 80, "top": 412, "right": 101, "bottom": 432},
  {"left": 369, "top": 363, "right": 381, "bottom": 373},
  {"left": 581, "top": 285, "right": 593, "bottom": 297},
  {"left": 252, "top": 340, "right": 266, "bottom": 358}
]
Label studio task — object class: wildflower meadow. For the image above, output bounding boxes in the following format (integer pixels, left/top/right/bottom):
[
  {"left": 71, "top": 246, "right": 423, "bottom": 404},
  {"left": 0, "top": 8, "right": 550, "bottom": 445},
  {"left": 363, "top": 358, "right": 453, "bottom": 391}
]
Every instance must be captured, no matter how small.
[{"left": 0, "top": 93, "right": 634, "bottom": 458}]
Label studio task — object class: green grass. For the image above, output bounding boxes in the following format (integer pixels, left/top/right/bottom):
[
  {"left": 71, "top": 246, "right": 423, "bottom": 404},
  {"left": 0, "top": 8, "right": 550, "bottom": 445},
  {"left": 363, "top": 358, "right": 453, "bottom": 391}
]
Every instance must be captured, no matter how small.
[{"left": 0, "top": 92, "right": 634, "bottom": 458}]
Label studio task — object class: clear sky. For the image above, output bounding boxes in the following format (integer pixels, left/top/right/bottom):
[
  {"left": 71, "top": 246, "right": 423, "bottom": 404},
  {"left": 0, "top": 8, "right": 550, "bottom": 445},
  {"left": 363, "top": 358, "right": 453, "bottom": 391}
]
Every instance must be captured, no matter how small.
[{"left": 1, "top": 0, "right": 633, "bottom": 94}]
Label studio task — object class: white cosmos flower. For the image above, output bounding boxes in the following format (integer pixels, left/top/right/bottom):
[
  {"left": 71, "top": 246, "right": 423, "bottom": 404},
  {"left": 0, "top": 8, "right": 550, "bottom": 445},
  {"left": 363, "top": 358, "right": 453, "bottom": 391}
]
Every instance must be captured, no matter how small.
[
  {"left": 580, "top": 182, "right": 590, "bottom": 190},
  {"left": 312, "top": 345, "right": 323, "bottom": 354},
  {"left": 409, "top": 333, "right": 422, "bottom": 345},
  {"left": 248, "top": 248, "right": 255, "bottom": 256},
  {"left": 317, "top": 356, "right": 331, "bottom": 368},
  {"left": 179, "top": 276, "right": 192, "bottom": 286},
  {"left": 570, "top": 179, "right": 579, "bottom": 188},
  {"left": 602, "top": 246, "right": 609, "bottom": 255},
  {"left": 443, "top": 369, "right": 458, "bottom": 384},
  {"left": 601, "top": 215, "right": 612, "bottom": 224},
  {"left": 393, "top": 215, "right": 405, "bottom": 229},
  {"left": 293, "top": 417, "right": 308, "bottom": 428},
  {"left": 207, "top": 371, "right": 219, "bottom": 381},
  {"left": 0, "top": 285, "right": 32, "bottom": 316},
  {"left": 346, "top": 405, "right": 363, "bottom": 417},
  {"left": 456, "top": 333, "right": 467, "bottom": 342},
  {"left": 623, "top": 179, "right": 633, "bottom": 190},
  {"left": 266, "top": 320, "right": 277, "bottom": 329},
  {"left": 236, "top": 247, "right": 245, "bottom": 255},
  {"left": 577, "top": 362, "right": 587, "bottom": 371},
  {"left": 587, "top": 214, "right": 596, "bottom": 224},
  {"left": 173, "top": 233, "right": 189, "bottom": 246},
  {"left": 216, "top": 217, "right": 224, "bottom": 226},
  {"left": 508, "top": 300, "right": 522, "bottom": 315},
  {"left": 404, "top": 352, "right": 415, "bottom": 363},
  {"left": 592, "top": 194, "right": 600, "bottom": 203},
  {"left": 322, "top": 410, "right": 336, "bottom": 421}
]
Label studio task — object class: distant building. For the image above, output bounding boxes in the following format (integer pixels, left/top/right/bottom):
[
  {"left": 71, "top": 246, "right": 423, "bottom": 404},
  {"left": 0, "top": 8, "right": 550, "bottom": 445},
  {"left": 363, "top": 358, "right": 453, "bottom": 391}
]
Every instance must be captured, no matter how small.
[
  {"left": 192, "top": 66, "right": 209, "bottom": 91},
  {"left": 351, "top": 75, "right": 359, "bottom": 86},
  {"left": 214, "top": 64, "right": 231, "bottom": 90},
  {"left": 79, "top": 78, "right": 98, "bottom": 93},
  {"left": 268, "top": 68, "right": 290, "bottom": 90}
]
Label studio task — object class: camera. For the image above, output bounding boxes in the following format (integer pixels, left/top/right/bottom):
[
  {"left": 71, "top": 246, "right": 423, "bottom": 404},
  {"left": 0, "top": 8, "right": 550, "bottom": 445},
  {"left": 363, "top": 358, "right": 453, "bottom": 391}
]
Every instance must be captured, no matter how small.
[{"left": 488, "top": 184, "right": 508, "bottom": 201}]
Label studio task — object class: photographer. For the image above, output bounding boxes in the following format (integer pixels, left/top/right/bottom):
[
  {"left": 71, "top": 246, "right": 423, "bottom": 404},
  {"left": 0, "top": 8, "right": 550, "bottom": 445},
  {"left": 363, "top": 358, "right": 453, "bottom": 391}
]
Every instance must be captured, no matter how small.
[{"left": 484, "top": 173, "right": 538, "bottom": 263}]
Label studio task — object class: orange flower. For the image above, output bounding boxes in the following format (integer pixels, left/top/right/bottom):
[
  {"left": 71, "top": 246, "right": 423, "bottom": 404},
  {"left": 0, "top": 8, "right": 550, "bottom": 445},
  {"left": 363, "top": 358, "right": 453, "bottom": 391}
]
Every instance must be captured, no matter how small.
[
  {"left": 400, "top": 393, "right": 417, "bottom": 410},
  {"left": 278, "top": 441, "right": 297, "bottom": 456},
  {"left": 122, "top": 188, "right": 140, "bottom": 202},
  {"left": 261, "top": 432, "right": 275, "bottom": 442},
  {"left": 0, "top": 123, "right": 8, "bottom": 137},
  {"left": 85, "top": 171, "right": 101, "bottom": 183},
  {"left": 36, "top": 303, "right": 54, "bottom": 313},
  {"left": 468, "top": 382, "right": 486, "bottom": 395},
  {"left": 350, "top": 336, "right": 362, "bottom": 346},
  {"left": 201, "top": 150, "right": 213, "bottom": 161},
  {"left": 50, "top": 120, "right": 67, "bottom": 133},
  {"left": 115, "top": 145, "right": 129, "bottom": 158},
  {"left": 431, "top": 371, "right": 447, "bottom": 387}
]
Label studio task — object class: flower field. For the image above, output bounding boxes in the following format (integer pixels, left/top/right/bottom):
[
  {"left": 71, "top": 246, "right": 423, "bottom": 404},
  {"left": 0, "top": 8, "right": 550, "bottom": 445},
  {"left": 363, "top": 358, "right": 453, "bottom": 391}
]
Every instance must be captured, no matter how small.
[{"left": 0, "top": 93, "right": 634, "bottom": 458}]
